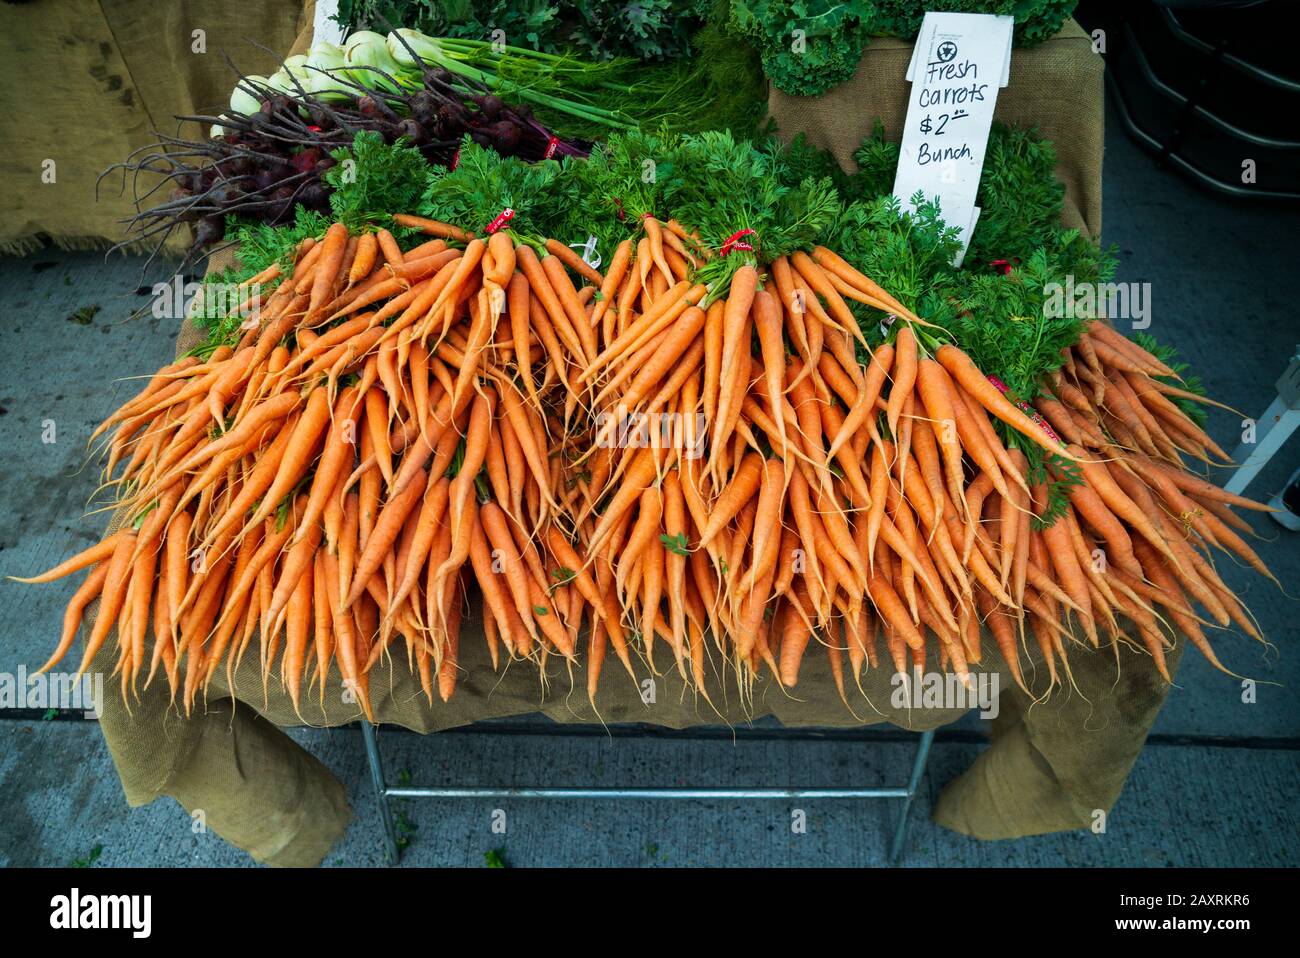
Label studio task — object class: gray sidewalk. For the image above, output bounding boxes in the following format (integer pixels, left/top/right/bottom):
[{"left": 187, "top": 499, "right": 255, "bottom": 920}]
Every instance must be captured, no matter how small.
[{"left": 1, "top": 101, "right": 1297, "bottom": 867}]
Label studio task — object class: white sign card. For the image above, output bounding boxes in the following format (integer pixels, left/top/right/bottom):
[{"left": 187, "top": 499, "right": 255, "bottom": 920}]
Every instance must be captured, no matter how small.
[{"left": 892, "top": 12, "right": 1015, "bottom": 267}]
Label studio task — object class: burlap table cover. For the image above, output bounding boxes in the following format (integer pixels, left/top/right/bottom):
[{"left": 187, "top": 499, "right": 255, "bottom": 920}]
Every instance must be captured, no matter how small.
[
  {"left": 0, "top": 0, "right": 314, "bottom": 255},
  {"left": 769, "top": 19, "right": 1104, "bottom": 239}
]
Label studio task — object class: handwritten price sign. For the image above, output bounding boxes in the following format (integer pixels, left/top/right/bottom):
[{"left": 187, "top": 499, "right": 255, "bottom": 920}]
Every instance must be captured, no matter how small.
[{"left": 892, "top": 12, "right": 1014, "bottom": 266}]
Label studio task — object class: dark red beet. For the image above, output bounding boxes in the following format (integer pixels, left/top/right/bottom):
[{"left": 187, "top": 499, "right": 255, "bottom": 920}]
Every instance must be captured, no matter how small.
[
  {"left": 492, "top": 120, "right": 520, "bottom": 153},
  {"left": 292, "top": 147, "right": 324, "bottom": 175},
  {"left": 397, "top": 118, "right": 425, "bottom": 143}
]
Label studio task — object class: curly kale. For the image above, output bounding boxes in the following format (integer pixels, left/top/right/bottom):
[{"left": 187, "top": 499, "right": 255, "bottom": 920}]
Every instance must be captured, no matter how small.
[
  {"left": 724, "top": 0, "right": 1079, "bottom": 96},
  {"left": 728, "top": 0, "right": 873, "bottom": 97},
  {"left": 871, "top": 0, "right": 1077, "bottom": 46}
]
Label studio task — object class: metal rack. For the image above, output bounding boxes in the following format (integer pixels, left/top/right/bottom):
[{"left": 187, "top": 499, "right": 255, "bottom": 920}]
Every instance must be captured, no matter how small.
[
  {"left": 359, "top": 721, "right": 936, "bottom": 866},
  {"left": 1104, "top": 7, "right": 1300, "bottom": 201}
]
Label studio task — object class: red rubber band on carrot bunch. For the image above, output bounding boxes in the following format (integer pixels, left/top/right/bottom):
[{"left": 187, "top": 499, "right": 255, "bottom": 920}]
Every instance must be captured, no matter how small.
[
  {"left": 543, "top": 137, "right": 560, "bottom": 160},
  {"left": 484, "top": 208, "right": 515, "bottom": 234},
  {"left": 720, "top": 229, "right": 756, "bottom": 255},
  {"left": 987, "top": 375, "right": 1061, "bottom": 444}
]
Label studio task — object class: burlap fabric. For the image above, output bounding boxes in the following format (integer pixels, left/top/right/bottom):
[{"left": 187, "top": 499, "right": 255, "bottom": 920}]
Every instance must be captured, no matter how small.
[
  {"left": 769, "top": 19, "right": 1104, "bottom": 238},
  {"left": 0, "top": 0, "right": 314, "bottom": 255}
]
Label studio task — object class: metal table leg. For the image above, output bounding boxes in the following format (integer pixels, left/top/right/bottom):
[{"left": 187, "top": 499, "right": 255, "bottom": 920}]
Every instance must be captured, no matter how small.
[
  {"left": 360, "top": 721, "right": 400, "bottom": 865},
  {"left": 888, "top": 728, "right": 936, "bottom": 865},
  {"left": 1224, "top": 350, "right": 1300, "bottom": 497},
  {"left": 360, "top": 723, "right": 937, "bottom": 866}
]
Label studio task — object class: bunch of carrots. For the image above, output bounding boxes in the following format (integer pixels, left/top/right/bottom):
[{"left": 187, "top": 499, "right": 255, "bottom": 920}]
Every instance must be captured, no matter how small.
[{"left": 13, "top": 213, "right": 1278, "bottom": 720}]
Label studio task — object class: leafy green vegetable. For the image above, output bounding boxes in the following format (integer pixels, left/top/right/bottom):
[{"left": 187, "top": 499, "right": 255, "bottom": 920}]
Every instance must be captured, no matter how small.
[
  {"left": 669, "top": 129, "right": 841, "bottom": 300},
  {"left": 337, "top": 1, "right": 706, "bottom": 61},
  {"left": 943, "top": 248, "right": 1086, "bottom": 400},
  {"left": 724, "top": 0, "right": 1078, "bottom": 95},
  {"left": 559, "top": 129, "right": 686, "bottom": 255},
  {"left": 872, "top": 0, "right": 1077, "bottom": 47},
  {"left": 224, "top": 207, "right": 333, "bottom": 281},
  {"left": 728, "top": 0, "right": 873, "bottom": 98},
  {"left": 484, "top": 847, "right": 508, "bottom": 868},
  {"left": 325, "top": 131, "right": 431, "bottom": 233},
  {"left": 420, "top": 138, "right": 576, "bottom": 242}
]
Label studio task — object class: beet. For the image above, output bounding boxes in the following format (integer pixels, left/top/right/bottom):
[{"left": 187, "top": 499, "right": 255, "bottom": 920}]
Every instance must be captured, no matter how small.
[
  {"left": 115, "top": 58, "right": 587, "bottom": 270},
  {"left": 307, "top": 105, "right": 335, "bottom": 129},
  {"left": 291, "top": 147, "right": 324, "bottom": 175},
  {"left": 193, "top": 216, "right": 224, "bottom": 248},
  {"left": 254, "top": 165, "right": 291, "bottom": 193},
  {"left": 411, "top": 91, "right": 437, "bottom": 117},
  {"left": 297, "top": 182, "right": 328, "bottom": 209},
  {"left": 396, "top": 118, "right": 425, "bottom": 143},
  {"left": 492, "top": 120, "right": 520, "bottom": 153}
]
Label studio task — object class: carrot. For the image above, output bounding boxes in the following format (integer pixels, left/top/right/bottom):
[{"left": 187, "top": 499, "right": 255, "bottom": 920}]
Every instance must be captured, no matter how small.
[
  {"left": 810, "top": 247, "right": 931, "bottom": 324},
  {"left": 1064, "top": 479, "right": 1141, "bottom": 577},
  {"left": 709, "top": 265, "right": 758, "bottom": 466},
  {"left": 828, "top": 342, "right": 892, "bottom": 462},
  {"left": 9, "top": 530, "right": 128, "bottom": 584},
  {"left": 791, "top": 251, "right": 865, "bottom": 345},
  {"left": 868, "top": 574, "right": 924, "bottom": 651},
  {"left": 1141, "top": 459, "right": 1274, "bottom": 512},
  {"left": 887, "top": 325, "right": 918, "bottom": 441},
  {"left": 698, "top": 452, "right": 764, "bottom": 548},
  {"left": 37, "top": 561, "right": 111, "bottom": 675},
  {"left": 740, "top": 459, "right": 785, "bottom": 595},
  {"left": 392, "top": 214, "right": 471, "bottom": 242},
  {"left": 935, "top": 344, "right": 1085, "bottom": 461},
  {"left": 348, "top": 232, "right": 379, "bottom": 286},
  {"left": 307, "top": 223, "right": 349, "bottom": 320},
  {"left": 75, "top": 532, "right": 138, "bottom": 679},
  {"left": 752, "top": 289, "right": 788, "bottom": 453},
  {"left": 1039, "top": 509, "right": 1096, "bottom": 646},
  {"left": 343, "top": 469, "right": 429, "bottom": 609},
  {"left": 544, "top": 237, "right": 603, "bottom": 287},
  {"left": 592, "top": 239, "right": 632, "bottom": 339}
]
